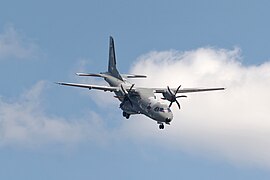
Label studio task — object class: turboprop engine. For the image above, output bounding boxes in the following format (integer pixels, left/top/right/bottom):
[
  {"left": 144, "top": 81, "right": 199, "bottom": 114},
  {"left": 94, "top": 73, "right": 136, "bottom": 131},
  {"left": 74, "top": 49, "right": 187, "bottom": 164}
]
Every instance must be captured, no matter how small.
[{"left": 162, "top": 85, "right": 187, "bottom": 109}]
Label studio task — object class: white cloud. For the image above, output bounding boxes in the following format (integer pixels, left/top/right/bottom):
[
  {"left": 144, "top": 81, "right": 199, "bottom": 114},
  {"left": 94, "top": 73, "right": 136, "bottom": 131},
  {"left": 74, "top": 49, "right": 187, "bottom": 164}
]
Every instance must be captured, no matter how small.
[
  {"left": 0, "top": 81, "right": 110, "bottom": 148},
  {"left": 2, "top": 46, "right": 270, "bottom": 169},
  {"left": 68, "top": 48, "right": 270, "bottom": 170},
  {"left": 0, "top": 25, "right": 38, "bottom": 59},
  {"left": 124, "top": 47, "right": 270, "bottom": 169}
]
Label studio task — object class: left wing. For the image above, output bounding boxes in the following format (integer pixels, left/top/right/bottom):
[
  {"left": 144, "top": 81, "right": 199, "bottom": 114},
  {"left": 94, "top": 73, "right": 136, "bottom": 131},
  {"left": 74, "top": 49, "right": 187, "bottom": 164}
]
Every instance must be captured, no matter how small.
[
  {"left": 154, "top": 87, "right": 225, "bottom": 94},
  {"left": 56, "top": 82, "right": 119, "bottom": 92}
]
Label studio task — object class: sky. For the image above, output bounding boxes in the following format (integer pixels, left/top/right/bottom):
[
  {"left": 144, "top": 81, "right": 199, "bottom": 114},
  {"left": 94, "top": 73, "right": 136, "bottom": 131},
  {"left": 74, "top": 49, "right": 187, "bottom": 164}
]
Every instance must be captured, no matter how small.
[{"left": 0, "top": 0, "right": 270, "bottom": 179}]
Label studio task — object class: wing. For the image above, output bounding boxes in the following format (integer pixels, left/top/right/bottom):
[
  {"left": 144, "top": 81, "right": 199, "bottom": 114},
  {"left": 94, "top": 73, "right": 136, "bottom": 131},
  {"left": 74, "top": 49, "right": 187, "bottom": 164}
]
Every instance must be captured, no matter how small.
[
  {"left": 154, "top": 87, "right": 225, "bottom": 93},
  {"left": 56, "top": 82, "right": 119, "bottom": 92}
]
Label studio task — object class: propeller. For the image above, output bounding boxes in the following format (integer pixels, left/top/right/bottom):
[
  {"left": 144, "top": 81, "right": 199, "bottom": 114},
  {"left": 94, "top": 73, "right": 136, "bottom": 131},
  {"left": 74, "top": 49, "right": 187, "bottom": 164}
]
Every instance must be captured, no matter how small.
[
  {"left": 167, "top": 85, "right": 187, "bottom": 109},
  {"left": 120, "top": 84, "right": 135, "bottom": 108}
]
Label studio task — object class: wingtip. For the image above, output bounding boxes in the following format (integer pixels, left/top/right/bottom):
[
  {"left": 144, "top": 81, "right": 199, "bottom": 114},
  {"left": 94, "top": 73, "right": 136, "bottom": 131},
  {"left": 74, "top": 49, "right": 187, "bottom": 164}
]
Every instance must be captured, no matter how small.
[{"left": 55, "top": 82, "right": 63, "bottom": 85}]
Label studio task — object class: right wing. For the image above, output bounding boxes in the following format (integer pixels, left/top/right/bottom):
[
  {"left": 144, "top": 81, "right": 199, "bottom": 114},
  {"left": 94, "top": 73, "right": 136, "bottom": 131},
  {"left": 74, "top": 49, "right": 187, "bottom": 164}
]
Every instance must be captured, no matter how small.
[
  {"left": 154, "top": 87, "right": 225, "bottom": 94},
  {"left": 176, "top": 87, "right": 225, "bottom": 93},
  {"left": 56, "top": 82, "right": 119, "bottom": 92}
]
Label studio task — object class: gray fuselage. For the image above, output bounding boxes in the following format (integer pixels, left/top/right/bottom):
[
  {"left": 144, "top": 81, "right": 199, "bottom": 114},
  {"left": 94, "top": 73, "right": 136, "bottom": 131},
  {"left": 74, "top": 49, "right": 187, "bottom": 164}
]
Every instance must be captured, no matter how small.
[{"left": 102, "top": 73, "right": 173, "bottom": 124}]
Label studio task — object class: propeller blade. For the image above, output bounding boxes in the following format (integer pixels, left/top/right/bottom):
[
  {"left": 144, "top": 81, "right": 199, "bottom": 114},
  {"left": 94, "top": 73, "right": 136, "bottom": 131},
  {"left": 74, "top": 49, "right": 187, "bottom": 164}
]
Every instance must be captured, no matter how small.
[
  {"left": 165, "top": 85, "right": 187, "bottom": 109},
  {"left": 167, "top": 86, "right": 174, "bottom": 96},
  {"left": 120, "top": 84, "right": 134, "bottom": 108},
  {"left": 128, "top": 84, "right": 135, "bottom": 92},
  {"left": 120, "top": 84, "right": 127, "bottom": 95},
  {"left": 176, "top": 95, "right": 187, "bottom": 98},
  {"left": 175, "top": 100, "right": 181, "bottom": 109},
  {"left": 175, "top": 85, "right": 182, "bottom": 95}
]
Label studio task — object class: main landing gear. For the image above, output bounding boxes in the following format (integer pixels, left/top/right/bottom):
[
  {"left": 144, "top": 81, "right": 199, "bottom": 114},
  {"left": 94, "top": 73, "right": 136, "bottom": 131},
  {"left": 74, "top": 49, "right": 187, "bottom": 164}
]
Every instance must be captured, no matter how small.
[
  {"left": 122, "top": 111, "right": 130, "bottom": 119},
  {"left": 159, "top": 123, "right": 164, "bottom": 129}
]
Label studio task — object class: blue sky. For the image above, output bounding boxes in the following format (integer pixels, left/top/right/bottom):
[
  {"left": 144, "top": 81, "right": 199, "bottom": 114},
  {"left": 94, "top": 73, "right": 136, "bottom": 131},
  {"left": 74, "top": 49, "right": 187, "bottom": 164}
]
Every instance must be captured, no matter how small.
[{"left": 1, "top": 1, "right": 270, "bottom": 179}]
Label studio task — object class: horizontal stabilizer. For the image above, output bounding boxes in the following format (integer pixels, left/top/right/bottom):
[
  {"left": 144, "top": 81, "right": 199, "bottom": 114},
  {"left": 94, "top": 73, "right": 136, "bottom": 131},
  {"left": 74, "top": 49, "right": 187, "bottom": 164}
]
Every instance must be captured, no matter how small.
[
  {"left": 76, "top": 73, "right": 105, "bottom": 77},
  {"left": 121, "top": 74, "right": 147, "bottom": 78}
]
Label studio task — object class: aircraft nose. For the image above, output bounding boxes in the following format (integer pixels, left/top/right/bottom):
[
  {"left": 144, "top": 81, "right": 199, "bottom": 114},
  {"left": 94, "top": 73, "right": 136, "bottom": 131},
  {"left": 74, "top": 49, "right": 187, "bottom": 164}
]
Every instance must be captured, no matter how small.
[
  {"left": 165, "top": 112, "right": 173, "bottom": 124},
  {"left": 165, "top": 117, "right": 172, "bottom": 124}
]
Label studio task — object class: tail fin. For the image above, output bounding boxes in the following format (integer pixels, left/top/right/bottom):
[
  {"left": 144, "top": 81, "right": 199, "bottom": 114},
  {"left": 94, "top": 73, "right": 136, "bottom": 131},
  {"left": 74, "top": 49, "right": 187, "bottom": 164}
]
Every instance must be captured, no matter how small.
[{"left": 108, "top": 36, "right": 123, "bottom": 80}]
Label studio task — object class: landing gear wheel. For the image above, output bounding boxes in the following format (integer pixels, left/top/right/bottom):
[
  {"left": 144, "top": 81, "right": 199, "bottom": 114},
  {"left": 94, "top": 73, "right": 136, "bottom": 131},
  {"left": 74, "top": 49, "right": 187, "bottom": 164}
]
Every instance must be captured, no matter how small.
[
  {"left": 159, "top": 124, "right": 164, "bottom": 129},
  {"left": 122, "top": 112, "right": 130, "bottom": 119},
  {"left": 125, "top": 114, "right": 130, "bottom": 119}
]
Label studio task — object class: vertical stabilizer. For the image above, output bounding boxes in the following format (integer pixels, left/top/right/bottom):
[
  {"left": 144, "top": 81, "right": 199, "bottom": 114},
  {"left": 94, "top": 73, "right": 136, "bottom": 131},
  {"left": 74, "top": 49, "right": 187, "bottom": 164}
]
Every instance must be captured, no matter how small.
[{"left": 108, "top": 36, "right": 123, "bottom": 80}]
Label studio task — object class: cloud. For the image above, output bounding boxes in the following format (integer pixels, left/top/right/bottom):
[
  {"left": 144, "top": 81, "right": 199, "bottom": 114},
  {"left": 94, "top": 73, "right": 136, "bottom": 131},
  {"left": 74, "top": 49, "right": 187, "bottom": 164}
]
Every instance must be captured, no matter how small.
[
  {"left": 0, "top": 25, "right": 39, "bottom": 60},
  {"left": 124, "top": 47, "right": 270, "bottom": 169},
  {"left": 2, "top": 46, "right": 270, "bottom": 169},
  {"left": 0, "top": 81, "right": 110, "bottom": 148},
  {"left": 67, "top": 48, "right": 270, "bottom": 170}
]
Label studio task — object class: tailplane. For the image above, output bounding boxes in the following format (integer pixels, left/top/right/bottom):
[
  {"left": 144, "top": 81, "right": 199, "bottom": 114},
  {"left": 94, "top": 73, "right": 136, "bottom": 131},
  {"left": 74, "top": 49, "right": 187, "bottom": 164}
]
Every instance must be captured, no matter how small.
[{"left": 108, "top": 36, "right": 123, "bottom": 81}]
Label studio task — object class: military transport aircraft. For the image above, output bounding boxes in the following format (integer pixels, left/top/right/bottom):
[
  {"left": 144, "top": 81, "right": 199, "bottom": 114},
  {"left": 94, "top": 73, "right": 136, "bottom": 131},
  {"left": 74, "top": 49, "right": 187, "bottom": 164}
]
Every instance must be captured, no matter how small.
[{"left": 57, "top": 37, "right": 225, "bottom": 129}]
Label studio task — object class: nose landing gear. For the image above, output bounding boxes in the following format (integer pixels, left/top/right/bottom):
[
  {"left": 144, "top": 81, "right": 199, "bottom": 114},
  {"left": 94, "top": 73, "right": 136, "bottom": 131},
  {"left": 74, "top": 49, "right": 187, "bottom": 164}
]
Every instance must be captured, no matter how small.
[
  {"left": 122, "top": 111, "right": 130, "bottom": 119},
  {"left": 158, "top": 123, "right": 164, "bottom": 129}
]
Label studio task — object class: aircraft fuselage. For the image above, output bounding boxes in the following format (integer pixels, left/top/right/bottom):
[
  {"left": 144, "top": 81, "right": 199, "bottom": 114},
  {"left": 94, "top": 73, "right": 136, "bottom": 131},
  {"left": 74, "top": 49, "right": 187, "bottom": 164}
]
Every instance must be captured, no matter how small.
[{"left": 103, "top": 73, "right": 173, "bottom": 125}]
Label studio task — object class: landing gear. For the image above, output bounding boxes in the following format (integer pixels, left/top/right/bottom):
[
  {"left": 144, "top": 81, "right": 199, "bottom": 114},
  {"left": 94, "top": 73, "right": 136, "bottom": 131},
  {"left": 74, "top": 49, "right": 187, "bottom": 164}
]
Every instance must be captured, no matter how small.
[
  {"left": 159, "top": 124, "right": 164, "bottom": 129},
  {"left": 122, "top": 111, "right": 130, "bottom": 119}
]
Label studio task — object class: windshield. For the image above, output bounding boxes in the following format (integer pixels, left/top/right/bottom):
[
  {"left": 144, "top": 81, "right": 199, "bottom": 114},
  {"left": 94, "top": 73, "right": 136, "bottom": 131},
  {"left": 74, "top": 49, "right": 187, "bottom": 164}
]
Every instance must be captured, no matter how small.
[{"left": 154, "top": 107, "right": 171, "bottom": 113}]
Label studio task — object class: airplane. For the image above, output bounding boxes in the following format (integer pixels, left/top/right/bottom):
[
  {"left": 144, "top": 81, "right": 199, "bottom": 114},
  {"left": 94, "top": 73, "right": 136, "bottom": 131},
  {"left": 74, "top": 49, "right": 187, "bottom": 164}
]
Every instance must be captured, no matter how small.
[{"left": 57, "top": 37, "right": 225, "bottom": 129}]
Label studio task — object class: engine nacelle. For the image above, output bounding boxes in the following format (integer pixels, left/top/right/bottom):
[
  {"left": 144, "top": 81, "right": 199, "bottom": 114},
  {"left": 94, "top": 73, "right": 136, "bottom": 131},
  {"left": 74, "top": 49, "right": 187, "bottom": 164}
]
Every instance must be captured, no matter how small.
[
  {"left": 162, "top": 86, "right": 187, "bottom": 109},
  {"left": 162, "top": 91, "right": 174, "bottom": 101}
]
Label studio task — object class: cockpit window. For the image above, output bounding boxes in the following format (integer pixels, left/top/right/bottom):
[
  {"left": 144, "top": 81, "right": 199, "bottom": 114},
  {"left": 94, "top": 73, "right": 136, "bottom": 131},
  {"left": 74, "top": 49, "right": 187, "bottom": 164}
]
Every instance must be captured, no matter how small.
[{"left": 154, "top": 107, "right": 171, "bottom": 113}]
